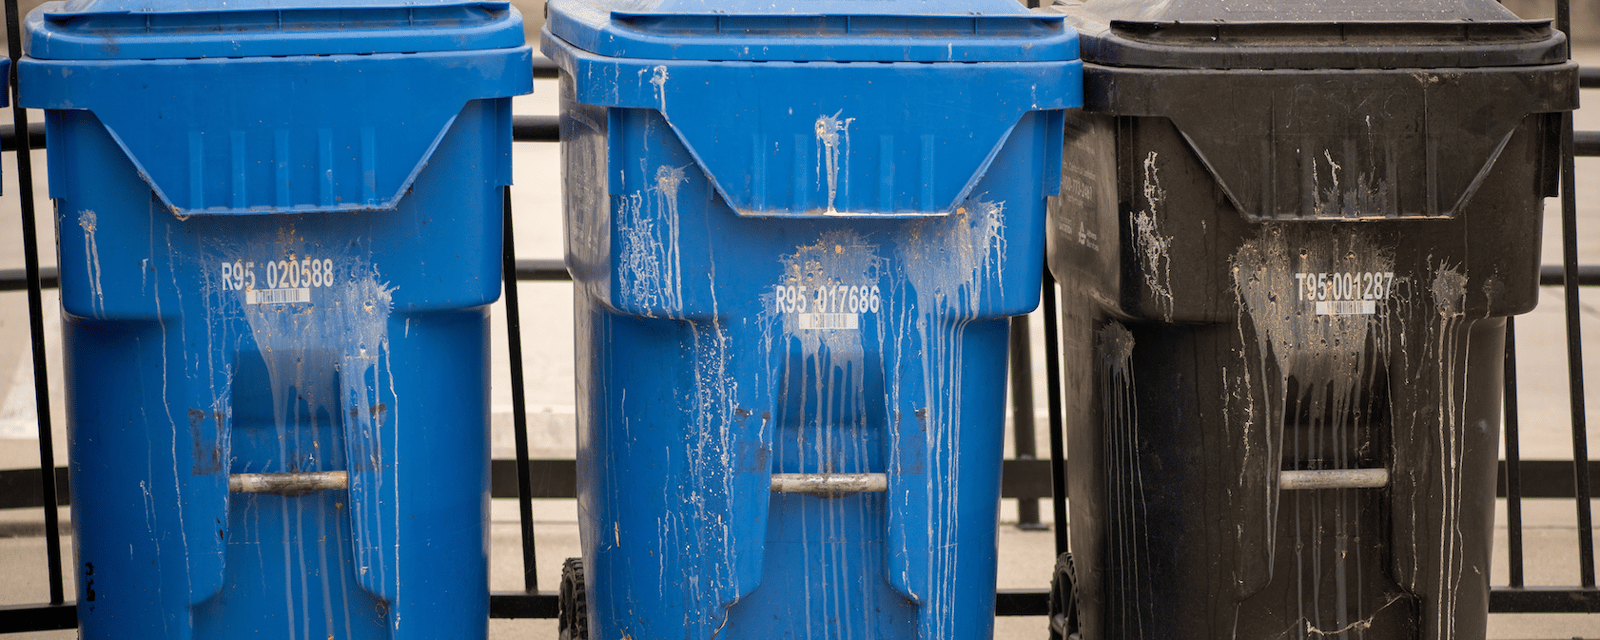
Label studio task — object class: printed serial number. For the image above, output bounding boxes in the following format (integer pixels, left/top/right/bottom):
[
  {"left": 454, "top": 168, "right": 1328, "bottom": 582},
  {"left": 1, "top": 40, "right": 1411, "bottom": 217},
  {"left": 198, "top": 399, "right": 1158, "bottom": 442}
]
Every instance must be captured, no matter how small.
[
  {"left": 775, "top": 284, "right": 880, "bottom": 330},
  {"left": 220, "top": 258, "right": 337, "bottom": 305},
  {"left": 1294, "top": 271, "right": 1395, "bottom": 316},
  {"left": 774, "top": 284, "right": 881, "bottom": 315}
]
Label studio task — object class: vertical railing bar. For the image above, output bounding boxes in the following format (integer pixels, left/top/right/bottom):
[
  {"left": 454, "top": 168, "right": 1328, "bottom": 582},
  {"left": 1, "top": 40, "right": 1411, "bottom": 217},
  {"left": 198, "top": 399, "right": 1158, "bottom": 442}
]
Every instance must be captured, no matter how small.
[
  {"left": 1009, "top": 315, "right": 1045, "bottom": 529},
  {"left": 502, "top": 186, "right": 539, "bottom": 592},
  {"left": 1557, "top": 0, "right": 1574, "bottom": 51},
  {"left": 1503, "top": 315, "right": 1526, "bottom": 588},
  {"left": 1555, "top": 0, "right": 1596, "bottom": 586},
  {"left": 4, "top": 0, "right": 65, "bottom": 605},
  {"left": 1042, "top": 268, "right": 1069, "bottom": 556}
]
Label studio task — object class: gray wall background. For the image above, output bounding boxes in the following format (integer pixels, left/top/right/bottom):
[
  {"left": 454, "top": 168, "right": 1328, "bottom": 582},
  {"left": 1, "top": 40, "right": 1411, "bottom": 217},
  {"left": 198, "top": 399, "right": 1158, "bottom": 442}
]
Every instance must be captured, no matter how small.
[{"left": 1503, "top": 0, "right": 1600, "bottom": 43}]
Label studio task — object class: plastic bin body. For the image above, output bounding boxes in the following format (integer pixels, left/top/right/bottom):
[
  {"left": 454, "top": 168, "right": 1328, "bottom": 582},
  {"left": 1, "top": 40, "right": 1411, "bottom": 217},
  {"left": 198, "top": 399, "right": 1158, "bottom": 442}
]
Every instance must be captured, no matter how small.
[
  {"left": 19, "top": 1, "right": 532, "bottom": 637},
  {"left": 543, "top": 1, "right": 1081, "bottom": 637},
  {"left": 1045, "top": 0, "right": 1576, "bottom": 639}
]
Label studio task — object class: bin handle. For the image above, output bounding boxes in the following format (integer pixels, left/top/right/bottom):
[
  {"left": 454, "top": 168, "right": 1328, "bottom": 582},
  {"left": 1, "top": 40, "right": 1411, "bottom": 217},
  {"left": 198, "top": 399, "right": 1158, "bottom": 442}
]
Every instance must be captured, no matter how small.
[
  {"left": 229, "top": 471, "right": 349, "bottom": 495},
  {"left": 770, "top": 473, "right": 886, "bottom": 495},
  {"left": 1278, "top": 469, "right": 1388, "bottom": 491}
]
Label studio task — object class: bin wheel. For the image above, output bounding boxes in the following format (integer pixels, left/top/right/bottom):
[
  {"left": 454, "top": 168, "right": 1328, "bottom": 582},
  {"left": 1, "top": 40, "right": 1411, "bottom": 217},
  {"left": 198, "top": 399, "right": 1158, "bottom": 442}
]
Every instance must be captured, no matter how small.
[
  {"left": 558, "top": 557, "right": 589, "bottom": 640},
  {"left": 1048, "top": 553, "right": 1080, "bottom": 640}
]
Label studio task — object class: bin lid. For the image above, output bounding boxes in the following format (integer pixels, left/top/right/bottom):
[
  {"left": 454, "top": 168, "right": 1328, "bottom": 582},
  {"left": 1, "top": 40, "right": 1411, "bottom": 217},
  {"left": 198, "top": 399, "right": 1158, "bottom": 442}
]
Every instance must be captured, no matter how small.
[
  {"left": 26, "top": 0, "right": 527, "bottom": 60},
  {"left": 545, "top": 0, "right": 1077, "bottom": 62},
  {"left": 1056, "top": 0, "right": 1566, "bottom": 69}
]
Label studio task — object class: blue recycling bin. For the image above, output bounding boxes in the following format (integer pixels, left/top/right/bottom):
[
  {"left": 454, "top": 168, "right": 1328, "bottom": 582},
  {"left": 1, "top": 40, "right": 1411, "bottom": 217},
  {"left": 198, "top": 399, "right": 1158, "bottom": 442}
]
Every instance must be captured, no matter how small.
[
  {"left": 19, "top": 1, "right": 531, "bottom": 638},
  {"left": 542, "top": 1, "right": 1081, "bottom": 638}
]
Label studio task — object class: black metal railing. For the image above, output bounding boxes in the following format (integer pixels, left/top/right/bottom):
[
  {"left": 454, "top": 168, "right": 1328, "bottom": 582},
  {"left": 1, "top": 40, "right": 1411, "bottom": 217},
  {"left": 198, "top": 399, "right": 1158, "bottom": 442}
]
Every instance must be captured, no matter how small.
[
  {"left": 4, "top": 0, "right": 62, "bottom": 622},
  {"left": 2, "top": 4, "right": 1599, "bottom": 637}
]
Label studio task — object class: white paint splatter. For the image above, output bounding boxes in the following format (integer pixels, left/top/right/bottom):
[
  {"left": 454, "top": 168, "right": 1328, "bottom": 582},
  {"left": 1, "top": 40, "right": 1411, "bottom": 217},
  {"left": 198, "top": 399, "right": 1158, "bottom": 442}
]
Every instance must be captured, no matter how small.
[
  {"left": 890, "top": 197, "right": 1008, "bottom": 633},
  {"left": 1094, "top": 320, "right": 1156, "bottom": 638},
  {"left": 1225, "top": 230, "right": 1491, "bottom": 640},
  {"left": 617, "top": 166, "right": 690, "bottom": 316},
  {"left": 1309, "top": 147, "right": 1394, "bottom": 219},
  {"left": 815, "top": 111, "right": 855, "bottom": 214},
  {"left": 648, "top": 65, "right": 669, "bottom": 112},
  {"left": 1133, "top": 153, "right": 1173, "bottom": 321},
  {"left": 238, "top": 247, "right": 396, "bottom": 602},
  {"left": 79, "top": 210, "right": 105, "bottom": 318}
]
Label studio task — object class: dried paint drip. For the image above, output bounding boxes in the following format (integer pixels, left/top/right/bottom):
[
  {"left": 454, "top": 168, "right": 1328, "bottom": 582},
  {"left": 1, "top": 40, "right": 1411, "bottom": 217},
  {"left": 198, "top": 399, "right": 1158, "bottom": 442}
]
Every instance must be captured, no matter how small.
[
  {"left": 892, "top": 198, "right": 1008, "bottom": 635},
  {"left": 241, "top": 261, "right": 394, "bottom": 451},
  {"left": 760, "top": 230, "right": 889, "bottom": 637},
  {"left": 770, "top": 230, "right": 884, "bottom": 354},
  {"left": 679, "top": 314, "right": 743, "bottom": 638},
  {"left": 747, "top": 198, "right": 1010, "bottom": 638},
  {"left": 1231, "top": 228, "right": 1491, "bottom": 640},
  {"left": 1311, "top": 150, "right": 1344, "bottom": 218},
  {"left": 616, "top": 194, "right": 662, "bottom": 312},
  {"left": 815, "top": 111, "right": 855, "bottom": 214},
  {"left": 1305, "top": 593, "right": 1409, "bottom": 637},
  {"left": 1311, "top": 149, "right": 1392, "bottom": 219},
  {"left": 1233, "top": 228, "right": 1395, "bottom": 371},
  {"left": 617, "top": 165, "right": 689, "bottom": 316},
  {"left": 622, "top": 178, "right": 753, "bottom": 638},
  {"left": 648, "top": 65, "right": 669, "bottom": 112},
  {"left": 899, "top": 199, "right": 1009, "bottom": 319},
  {"left": 1431, "top": 269, "right": 1468, "bottom": 318},
  {"left": 1231, "top": 227, "right": 1396, "bottom": 628},
  {"left": 1095, "top": 320, "right": 1157, "bottom": 640},
  {"left": 657, "top": 165, "right": 688, "bottom": 316},
  {"left": 80, "top": 210, "right": 106, "bottom": 318},
  {"left": 1133, "top": 153, "right": 1173, "bottom": 320},
  {"left": 1424, "top": 265, "right": 1469, "bottom": 640},
  {"left": 238, "top": 248, "right": 396, "bottom": 603}
]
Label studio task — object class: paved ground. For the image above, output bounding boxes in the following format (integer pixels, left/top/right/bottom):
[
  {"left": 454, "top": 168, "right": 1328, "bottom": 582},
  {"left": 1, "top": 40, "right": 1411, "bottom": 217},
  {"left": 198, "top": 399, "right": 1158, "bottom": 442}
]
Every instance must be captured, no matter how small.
[{"left": 0, "top": 28, "right": 1598, "bottom": 640}]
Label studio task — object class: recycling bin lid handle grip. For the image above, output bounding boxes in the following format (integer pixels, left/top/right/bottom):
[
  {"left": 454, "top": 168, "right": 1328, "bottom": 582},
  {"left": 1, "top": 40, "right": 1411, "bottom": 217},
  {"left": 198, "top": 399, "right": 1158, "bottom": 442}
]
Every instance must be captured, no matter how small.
[
  {"left": 229, "top": 471, "right": 349, "bottom": 495},
  {"left": 771, "top": 473, "right": 887, "bottom": 495},
  {"left": 1278, "top": 469, "right": 1389, "bottom": 491}
]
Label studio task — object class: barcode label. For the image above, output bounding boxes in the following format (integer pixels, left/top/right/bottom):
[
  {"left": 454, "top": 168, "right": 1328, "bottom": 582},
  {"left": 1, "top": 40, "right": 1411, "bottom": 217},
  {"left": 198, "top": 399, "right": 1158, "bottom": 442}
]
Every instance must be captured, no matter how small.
[
  {"left": 1315, "top": 300, "right": 1376, "bottom": 316},
  {"left": 797, "top": 313, "right": 859, "bottom": 330},
  {"left": 246, "top": 288, "right": 311, "bottom": 305}
]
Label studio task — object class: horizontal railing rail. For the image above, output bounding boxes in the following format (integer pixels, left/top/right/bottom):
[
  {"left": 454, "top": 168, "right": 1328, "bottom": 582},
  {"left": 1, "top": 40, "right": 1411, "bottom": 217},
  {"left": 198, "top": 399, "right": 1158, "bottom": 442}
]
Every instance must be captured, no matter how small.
[{"left": 6, "top": 459, "right": 1600, "bottom": 512}]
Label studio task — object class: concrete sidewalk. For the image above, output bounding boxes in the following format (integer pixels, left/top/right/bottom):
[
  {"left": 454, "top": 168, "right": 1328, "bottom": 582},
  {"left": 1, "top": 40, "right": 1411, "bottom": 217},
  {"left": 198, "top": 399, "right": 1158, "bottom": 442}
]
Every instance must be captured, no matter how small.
[{"left": 0, "top": 43, "right": 1597, "bottom": 640}]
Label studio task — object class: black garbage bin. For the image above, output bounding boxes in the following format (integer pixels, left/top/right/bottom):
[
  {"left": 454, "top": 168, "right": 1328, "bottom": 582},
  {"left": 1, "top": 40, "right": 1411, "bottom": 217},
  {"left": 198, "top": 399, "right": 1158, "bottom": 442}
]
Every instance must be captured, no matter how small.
[{"left": 1045, "top": 1, "right": 1577, "bottom": 639}]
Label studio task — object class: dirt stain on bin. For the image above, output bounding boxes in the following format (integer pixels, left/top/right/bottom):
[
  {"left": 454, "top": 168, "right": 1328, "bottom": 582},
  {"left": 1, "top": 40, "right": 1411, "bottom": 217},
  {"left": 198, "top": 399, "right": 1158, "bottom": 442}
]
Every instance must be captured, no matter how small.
[{"left": 188, "top": 408, "right": 224, "bottom": 475}]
